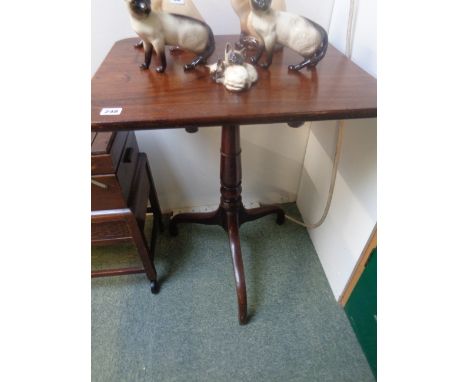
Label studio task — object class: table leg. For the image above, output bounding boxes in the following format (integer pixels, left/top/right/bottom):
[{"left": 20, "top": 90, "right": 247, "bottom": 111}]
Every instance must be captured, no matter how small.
[
  {"left": 226, "top": 210, "right": 247, "bottom": 324},
  {"left": 169, "top": 124, "right": 285, "bottom": 325},
  {"left": 239, "top": 204, "right": 285, "bottom": 225},
  {"left": 146, "top": 160, "right": 164, "bottom": 243},
  {"left": 126, "top": 212, "right": 160, "bottom": 294},
  {"left": 169, "top": 208, "right": 223, "bottom": 235}
]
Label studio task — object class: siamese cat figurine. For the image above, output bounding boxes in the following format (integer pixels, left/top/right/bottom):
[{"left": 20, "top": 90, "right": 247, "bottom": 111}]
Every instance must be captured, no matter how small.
[
  {"left": 133, "top": 0, "right": 204, "bottom": 50},
  {"left": 124, "top": 0, "right": 215, "bottom": 72},
  {"left": 231, "top": 0, "right": 286, "bottom": 49},
  {"left": 248, "top": 0, "right": 328, "bottom": 71}
]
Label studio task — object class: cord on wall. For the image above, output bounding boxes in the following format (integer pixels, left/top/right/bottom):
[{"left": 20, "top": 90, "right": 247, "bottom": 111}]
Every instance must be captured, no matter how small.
[
  {"left": 281, "top": 120, "right": 344, "bottom": 229},
  {"left": 274, "top": 0, "right": 357, "bottom": 230}
]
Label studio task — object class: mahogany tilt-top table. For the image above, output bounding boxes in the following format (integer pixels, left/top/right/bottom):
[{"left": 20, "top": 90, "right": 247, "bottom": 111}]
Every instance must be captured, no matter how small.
[{"left": 92, "top": 35, "right": 377, "bottom": 325}]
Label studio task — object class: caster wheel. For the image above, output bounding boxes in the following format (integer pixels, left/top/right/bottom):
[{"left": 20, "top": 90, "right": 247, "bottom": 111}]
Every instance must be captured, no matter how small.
[
  {"left": 150, "top": 280, "right": 160, "bottom": 294},
  {"left": 276, "top": 212, "right": 285, "bottom": 225},
  {"left": 169, "top": 221, "right": 178, "bottom": 236}
]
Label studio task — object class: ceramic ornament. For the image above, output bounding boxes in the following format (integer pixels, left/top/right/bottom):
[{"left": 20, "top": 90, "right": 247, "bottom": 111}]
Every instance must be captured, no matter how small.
[
  {"left": 248, "top": 0, "right": 328, "bottom": 71},
  {"left": 207, "top": 43, "right": 258, "bottom": 92},
  {"left": 124, "top": 0, "right": 215, "bottom": 72},
  {"left": 133, "top": 0, "right": 205, "bottom": 50},
  {"left": 231, "top": 0, "right": 286, "bottom": 49}
]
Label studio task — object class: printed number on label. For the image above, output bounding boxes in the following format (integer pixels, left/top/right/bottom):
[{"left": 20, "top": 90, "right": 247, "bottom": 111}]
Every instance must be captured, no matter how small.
[
  {"left": 170, "top": 0, "right": 185, "bottom": 4},
  {"left": 100, "top": 108, "right": 122, "bottom": 116}
]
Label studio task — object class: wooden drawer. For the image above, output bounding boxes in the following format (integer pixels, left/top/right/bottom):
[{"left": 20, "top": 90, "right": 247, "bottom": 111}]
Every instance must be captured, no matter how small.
[
  {"left": 91, "top": 174, "right": 126, "bottom": 211},
  {"left": 92, "top": 154, "right": 151, "bottom": 241},
  {"left": 91, "top": 131, "right": 140, "bottom": 211},
  {"left": 91, "top": 132, "right": 128, "bottom": 175}
]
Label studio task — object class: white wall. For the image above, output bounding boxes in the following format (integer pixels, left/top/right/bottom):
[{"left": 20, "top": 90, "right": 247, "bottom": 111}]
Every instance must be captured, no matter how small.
[
  {"left": 137, "top": 124, "right": 310, "bottom": 211},
  {"left": 297, "top": 0, "right": 377, "bottom": 299},
  {"left": 328, "top": 0, "right": 376, "bottom": 77},
  {"left": 297, "top": 119, "right": 377, "bottom": 299},
  {"left": 92, "top": 1, "right": 335, "bottom": 212}
]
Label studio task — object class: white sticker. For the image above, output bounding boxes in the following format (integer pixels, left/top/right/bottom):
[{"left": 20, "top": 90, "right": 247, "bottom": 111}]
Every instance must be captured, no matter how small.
[
  {"left": 170, "top": 0, "right": 185, "bottom": 4},
  {"left": 100, "top": 107, "right": 122, "bottom": 116}
]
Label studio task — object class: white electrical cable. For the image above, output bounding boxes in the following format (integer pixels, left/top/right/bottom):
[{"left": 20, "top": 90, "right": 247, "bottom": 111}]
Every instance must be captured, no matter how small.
[
  {"left": 272, "top": 0, "right": 357, "bottom": 230},
  {"left": 283, "top": 120, "right": 344, "bottom": 229}
]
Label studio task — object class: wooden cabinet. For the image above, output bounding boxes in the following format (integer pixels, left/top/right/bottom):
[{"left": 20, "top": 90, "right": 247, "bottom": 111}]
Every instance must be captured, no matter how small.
[
  {"left": 91, "top": 131, "right": 127, "bottom": 175},
  {"left": 91, "top": 131, "right": 163, "bottom": 293},
  {"left": 91, "top": 131, "right": 133, "bottom": 211}
]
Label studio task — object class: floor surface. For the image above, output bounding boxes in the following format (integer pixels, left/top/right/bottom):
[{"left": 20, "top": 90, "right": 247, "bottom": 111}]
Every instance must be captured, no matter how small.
[{"left": 92, "top": 204, "right": 374, "bottom": 381}]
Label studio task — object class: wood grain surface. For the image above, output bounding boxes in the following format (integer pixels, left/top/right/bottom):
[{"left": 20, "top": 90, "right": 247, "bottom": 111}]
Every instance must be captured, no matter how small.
[
  {"left": 91, "top": 132, "right": 128, "bottom": 175},
  {"left": 92, "top": 35, "right": 376, "bottom": 131}
]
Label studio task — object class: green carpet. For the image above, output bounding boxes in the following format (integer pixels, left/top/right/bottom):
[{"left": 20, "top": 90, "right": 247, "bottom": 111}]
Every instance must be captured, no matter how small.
[{"left": 92, "top": 204, "right": 374, "bottom": 382}]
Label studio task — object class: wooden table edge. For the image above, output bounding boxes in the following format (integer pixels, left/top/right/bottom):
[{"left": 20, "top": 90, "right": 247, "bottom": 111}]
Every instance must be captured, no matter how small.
[{"left": 91, "top": 109, "right": 377, "bottom": 132}]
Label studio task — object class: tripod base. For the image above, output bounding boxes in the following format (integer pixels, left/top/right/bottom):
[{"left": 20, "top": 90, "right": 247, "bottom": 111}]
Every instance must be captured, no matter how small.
[{"left": 169, "top": 125, "right": 285, "bottom": 325}]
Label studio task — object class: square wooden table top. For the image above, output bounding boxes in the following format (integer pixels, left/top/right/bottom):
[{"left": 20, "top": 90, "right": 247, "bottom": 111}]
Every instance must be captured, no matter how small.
[{"left": 91, "top": 35, "right": 376, "bottom": 132}]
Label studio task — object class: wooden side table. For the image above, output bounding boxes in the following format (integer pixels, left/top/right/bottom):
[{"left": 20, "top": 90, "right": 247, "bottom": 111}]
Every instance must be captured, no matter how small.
[{"left": 92, "top": 35, "right": 377, "bottom": 324}]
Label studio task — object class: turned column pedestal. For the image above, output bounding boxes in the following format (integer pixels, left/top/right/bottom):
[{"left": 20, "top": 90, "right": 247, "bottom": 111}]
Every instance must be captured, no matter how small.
[{"left": 169, "top": 125, "right": 285, "bottom": 325}]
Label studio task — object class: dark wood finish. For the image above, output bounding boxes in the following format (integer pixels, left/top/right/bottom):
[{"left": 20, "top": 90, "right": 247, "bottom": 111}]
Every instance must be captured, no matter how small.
[
  {"left": 117, "top": 131, "right": 139, "bottom": 200},
  {"left": 91, "top": 158, "right": 162, "bottom": 293},
  {"left": 91, "top": 267, "right": 147, "bottom": 278},
  {"left": 92, "top": 132, "right": 164, "bottom": 293},
  {"left": 91, "top": 132, "right": 114, "bottom": 154},
  {"left": 91, "top": 215, "right": 132, "bottom": 244},
  {"left": 92, "top": 35, "right": 376, "bottom": 132},
  {"left": 287, "top": 121, "right": 305, "bottom": 128},
  {"left": 146, "top": 160, "right": 165, "bottom": 256},
  {"left": 91, "top": 207, "right": 157, "bottom": 290},
  {"left": 91, "top": 159, "right": 162, "bottom": 255},
  {"left": 184, "top": 127, "right": 199, "bottom": 133},
  {"left": 91, "top": 131, "right": 128, "bottom": 175},
  {"left": 91, "top": 35, "right": 376, "bottom": 323},
  {"left": 91, "top": 175, "right": 127, "bottom": 211},
  {"left": 169, "top": 125, "right": 284, "bottom": 325},
  {"left": 128, "top": 153, "right": 151, "bottom": 229},
  {"left": 91, "top": 131, "right": 138, "bottom": 211}
]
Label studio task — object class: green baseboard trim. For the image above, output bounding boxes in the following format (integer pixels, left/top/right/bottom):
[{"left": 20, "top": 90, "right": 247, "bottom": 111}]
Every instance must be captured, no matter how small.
[{"left": 345, "top": 248, "right": 377, "bottom": 377}]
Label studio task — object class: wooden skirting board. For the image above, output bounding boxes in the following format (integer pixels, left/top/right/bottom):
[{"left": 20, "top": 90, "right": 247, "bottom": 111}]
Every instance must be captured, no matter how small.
[{"left": 339, "top": 225, "right": 377, "bottom": 306}]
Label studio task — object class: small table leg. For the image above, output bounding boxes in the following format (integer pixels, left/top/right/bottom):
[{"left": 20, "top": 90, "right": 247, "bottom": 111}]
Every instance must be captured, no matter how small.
[
  {"left": 226, "top": 211, "right": 247, "bottom": 324},
  {"left": 169, "top": 125, "right": 285, "bottom": 325}
]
